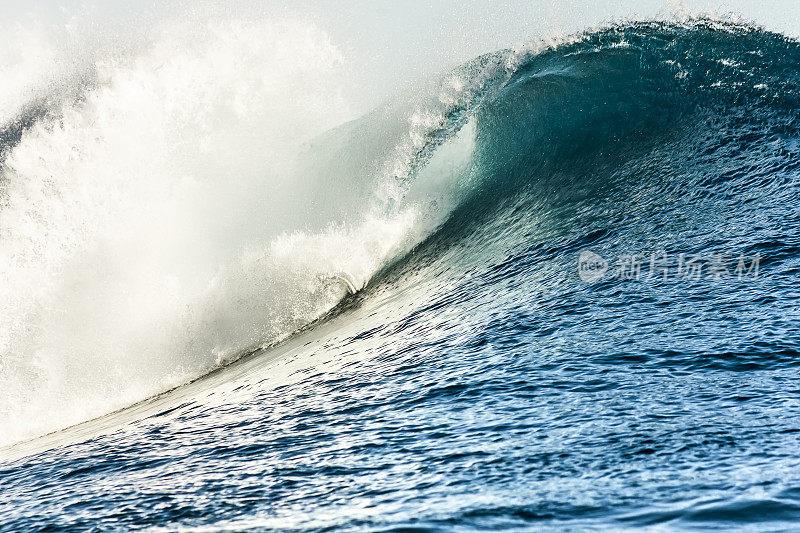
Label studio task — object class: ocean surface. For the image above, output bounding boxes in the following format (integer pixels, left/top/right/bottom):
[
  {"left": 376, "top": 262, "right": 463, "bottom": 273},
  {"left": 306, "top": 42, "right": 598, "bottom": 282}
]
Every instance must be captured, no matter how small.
[{"left": 2, "top": 18, "right": 800, "bottom": 531}]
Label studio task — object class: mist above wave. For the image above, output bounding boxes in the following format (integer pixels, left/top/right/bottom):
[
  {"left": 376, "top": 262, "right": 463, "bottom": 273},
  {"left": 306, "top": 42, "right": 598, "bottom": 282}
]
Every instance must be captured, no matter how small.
[{"left": 0, "top": 10, "right": 481, "bottom": 446}]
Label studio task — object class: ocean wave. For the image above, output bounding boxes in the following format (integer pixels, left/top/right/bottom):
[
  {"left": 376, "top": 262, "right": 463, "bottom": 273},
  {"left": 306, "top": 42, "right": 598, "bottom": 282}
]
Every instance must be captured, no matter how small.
[{"left": 1, "top": 16, "right": 798, "bottom": 448}]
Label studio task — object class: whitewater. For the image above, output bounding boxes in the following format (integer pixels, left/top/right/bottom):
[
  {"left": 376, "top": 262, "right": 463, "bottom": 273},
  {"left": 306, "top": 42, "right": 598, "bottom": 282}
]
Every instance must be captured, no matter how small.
[
  {"left": 2, "top": 2, "right": 800, "bottom": 531},
  {"left": 0, "top": 12, "right": 462, "bottom": 446}
]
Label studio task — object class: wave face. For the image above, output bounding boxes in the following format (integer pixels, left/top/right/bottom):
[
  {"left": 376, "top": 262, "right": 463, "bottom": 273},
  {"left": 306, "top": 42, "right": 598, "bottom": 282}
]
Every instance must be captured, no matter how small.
[{"left": 3, "top": 17, "right": 800, "bottom": 532}]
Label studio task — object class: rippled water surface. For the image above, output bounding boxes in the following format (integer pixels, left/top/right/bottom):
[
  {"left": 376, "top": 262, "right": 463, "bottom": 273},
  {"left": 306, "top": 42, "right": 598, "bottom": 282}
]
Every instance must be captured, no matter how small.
[{"left": 2, "top": 20, "right": 800, "bottom": 532}]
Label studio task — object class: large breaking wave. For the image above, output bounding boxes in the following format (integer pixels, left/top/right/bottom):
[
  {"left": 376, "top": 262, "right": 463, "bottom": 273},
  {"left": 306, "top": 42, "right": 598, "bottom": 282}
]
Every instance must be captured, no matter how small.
[{"left": 1, "top": 13, "right": 798, "bottom": 448}]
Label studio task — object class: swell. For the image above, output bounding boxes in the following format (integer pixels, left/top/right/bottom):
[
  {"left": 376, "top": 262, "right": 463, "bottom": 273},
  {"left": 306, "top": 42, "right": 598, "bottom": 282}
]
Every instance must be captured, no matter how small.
[
  {"left": 352, "top": 18, "right": 800, "bottom": 381},
  {"left": 2, "top": 17, "right": 800, "bottom": 448}
]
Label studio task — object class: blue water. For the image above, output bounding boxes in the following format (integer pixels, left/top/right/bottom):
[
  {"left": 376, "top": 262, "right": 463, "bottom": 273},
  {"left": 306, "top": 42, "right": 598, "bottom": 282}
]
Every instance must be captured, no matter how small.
[{"left": 2, "top": 20, "right": 800, "bottom": 531}]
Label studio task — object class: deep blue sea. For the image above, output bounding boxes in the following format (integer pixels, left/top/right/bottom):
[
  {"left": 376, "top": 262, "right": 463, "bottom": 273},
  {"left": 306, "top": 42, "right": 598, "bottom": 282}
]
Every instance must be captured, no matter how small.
[{"left": 2, "top": 19, "right": 800, "bottom": 532}]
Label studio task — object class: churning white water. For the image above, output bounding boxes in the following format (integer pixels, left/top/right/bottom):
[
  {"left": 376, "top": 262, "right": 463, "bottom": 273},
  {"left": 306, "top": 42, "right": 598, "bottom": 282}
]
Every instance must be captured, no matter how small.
[{"left": 0, "top": 11, "right": 467, "bottom": 446}]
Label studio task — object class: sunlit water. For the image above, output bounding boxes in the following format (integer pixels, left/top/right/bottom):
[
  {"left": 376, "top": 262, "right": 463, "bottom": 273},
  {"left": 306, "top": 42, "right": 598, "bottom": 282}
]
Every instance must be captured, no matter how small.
[{"left": 2, "top": 19, "right": 800, "bottom": 532}]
